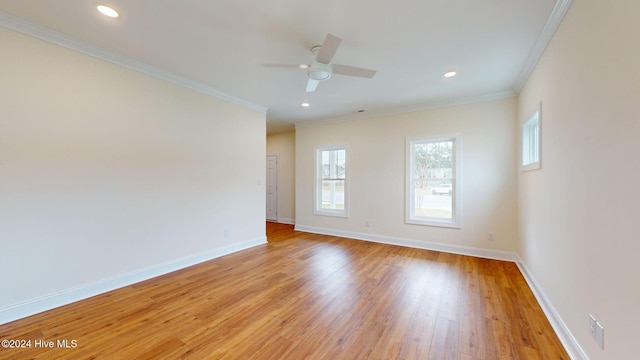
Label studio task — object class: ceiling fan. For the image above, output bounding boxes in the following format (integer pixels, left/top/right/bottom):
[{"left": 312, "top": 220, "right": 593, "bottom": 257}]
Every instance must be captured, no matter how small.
[{"left": 264, "top": 33, "right": 377, "bottom": 92}]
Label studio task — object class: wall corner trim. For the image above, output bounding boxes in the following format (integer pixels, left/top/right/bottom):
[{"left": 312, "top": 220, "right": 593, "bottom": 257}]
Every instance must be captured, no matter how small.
[{"left": 0, "top": 236, "right": 267, "bottom": 326}]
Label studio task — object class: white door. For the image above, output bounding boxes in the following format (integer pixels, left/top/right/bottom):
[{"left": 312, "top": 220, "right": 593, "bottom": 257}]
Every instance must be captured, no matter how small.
[{"left": 266, "top": 155, "right": 278, "bottom": 221}]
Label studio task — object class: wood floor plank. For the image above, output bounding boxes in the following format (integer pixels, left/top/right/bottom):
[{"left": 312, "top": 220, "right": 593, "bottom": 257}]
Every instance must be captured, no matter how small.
[
  {"left": 0, "top": 223, "right": 569, "bottom": 359},
  {"left": 458, "top": 256, "right": 487, "bottom": 359}
]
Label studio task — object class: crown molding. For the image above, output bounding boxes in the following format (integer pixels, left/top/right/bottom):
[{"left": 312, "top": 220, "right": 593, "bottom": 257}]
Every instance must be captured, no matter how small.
[
  {"left": 0, "top": 11, "right": 267, "bottom": 114},
  {"left": 1, "top": 1, "right": 572, "bottom": 124},
  {"left": 513, "top": 0, "right": 574, "bottom": 93},
  {"left": 295, "top": 90, "right": 516, "bottom": 130}
]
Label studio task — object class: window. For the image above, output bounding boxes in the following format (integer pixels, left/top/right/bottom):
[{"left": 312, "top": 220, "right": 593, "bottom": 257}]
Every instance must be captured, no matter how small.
[
  {"left": 522, "top": 102, "right": 541, "bottom": 171},
  {"left": 315, "top": 147, "right": 347, "bottom": 217},
  {"left": 406, "top": 136, "right": 461, "bottom": 228}
]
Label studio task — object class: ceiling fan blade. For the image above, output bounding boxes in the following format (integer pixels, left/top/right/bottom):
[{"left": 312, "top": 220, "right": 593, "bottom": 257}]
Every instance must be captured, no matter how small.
[
  {"left": 262, "top": 63, "right": 309, "bottom": 69},
  {"left": 332, "top": 64, "right": 377, "bottom": 78},
  {"left": 306, "top": 79, "right": 319, "bottom": 92},
  {"left": 315, "top": 33, "right": 342, "bottom": 64}
]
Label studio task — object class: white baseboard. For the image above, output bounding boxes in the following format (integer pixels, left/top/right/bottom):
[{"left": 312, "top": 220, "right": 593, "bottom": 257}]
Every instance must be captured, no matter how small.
[
  {"left": 0, "top": 236, "right": 267, "bottom": 326},
  {"left": 276, "top": 217, "right": 295, "bottom": 225},
  {"left": 515, "top": 256, "right": 588, "bottom": 360},
  {"left": 294, "top": 224, "right": 518, "bottom": 262},
  {"left": 2, "top": 226, "right": 586, "bottom": 359},
  {"left": 295, "top": 224, "right": 586, "bottom": 359}
]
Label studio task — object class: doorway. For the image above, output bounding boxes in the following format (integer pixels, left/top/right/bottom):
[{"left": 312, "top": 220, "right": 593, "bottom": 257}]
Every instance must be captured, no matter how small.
[{"left": 266, "top": 154, "right": 278, "bottom": 221}]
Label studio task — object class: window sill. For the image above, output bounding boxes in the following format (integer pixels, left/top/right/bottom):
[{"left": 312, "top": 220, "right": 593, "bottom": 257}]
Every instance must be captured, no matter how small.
[
  {"left": 522, "top": 161, "right": 541, "bottom": 172},
  {"left": 406, "top": 218, "right": 461, "bottom": 229},
  {"left": 314, "top": 210, "right": 348, "bottom": 218}
]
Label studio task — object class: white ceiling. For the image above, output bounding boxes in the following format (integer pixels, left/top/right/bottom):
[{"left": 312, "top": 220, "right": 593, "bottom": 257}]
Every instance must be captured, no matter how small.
[{"left": 0, "top": 0, "right": 568, "bottom": 134}]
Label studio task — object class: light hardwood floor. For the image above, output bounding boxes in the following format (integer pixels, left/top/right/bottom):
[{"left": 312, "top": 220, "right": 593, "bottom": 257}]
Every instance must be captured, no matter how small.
[{"left": 0, "top": 222, "right": 568, "bottom": 359}]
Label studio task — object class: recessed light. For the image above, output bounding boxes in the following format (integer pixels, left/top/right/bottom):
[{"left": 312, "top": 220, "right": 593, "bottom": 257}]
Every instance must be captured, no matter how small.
[
  {"left": 444, "top": 71, "right": 457, "bottom": 78},
  {"left": 97, "top": 5, "right": 119, "bottom": 18},
  {"left": 301, "top": 102, "right": 310, "bottom": 107}
]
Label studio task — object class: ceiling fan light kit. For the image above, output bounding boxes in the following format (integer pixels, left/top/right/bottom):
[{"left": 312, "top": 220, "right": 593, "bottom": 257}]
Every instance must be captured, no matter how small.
[{"left": 307, "top": 61, "right": 332, "bottom": 81}]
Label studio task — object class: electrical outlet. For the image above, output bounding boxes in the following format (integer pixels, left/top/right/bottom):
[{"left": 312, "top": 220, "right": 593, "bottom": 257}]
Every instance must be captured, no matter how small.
[
  {"left": 589, "top": 314, "right": 596, "bottom": 338},
  {"left": 224, "top": 228, "right": 229, "bottom": 237},
  {"left": 365, "top": 219, "right": 371, "bottom": 227},
  {"left": 487, "top": 232, "right": 495, "bottom": 241}
]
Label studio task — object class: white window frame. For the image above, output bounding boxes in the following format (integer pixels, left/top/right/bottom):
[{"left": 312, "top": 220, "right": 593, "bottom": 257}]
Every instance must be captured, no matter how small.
[
  {"left": 406, "top": 135, "right": 461, "bottom": 228},
  {"left": 314, "top": 146, "right": 348, "bottom": 217},
  {"left": 522, "top": 102, "right": 541, "bottom": 171}
]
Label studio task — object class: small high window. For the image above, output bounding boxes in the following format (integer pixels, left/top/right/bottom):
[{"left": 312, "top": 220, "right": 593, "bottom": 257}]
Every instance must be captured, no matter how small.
[{"left": 522, "top": 103, "right": 541, "bottom": 171}]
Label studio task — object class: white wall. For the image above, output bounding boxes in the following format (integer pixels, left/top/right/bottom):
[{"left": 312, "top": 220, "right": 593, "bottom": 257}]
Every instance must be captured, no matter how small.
[
  {"left": 0, "top": 28, "right": 266, "bottom": 315},
  {"left": 518, "top": 0, "right": 640, "bottom": 358},
  {"left": 266, "top": 131, "right": 296, "bottom": 224},
  {"left": 296, "top": 98, "right": 518, "bottom": 252}
]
